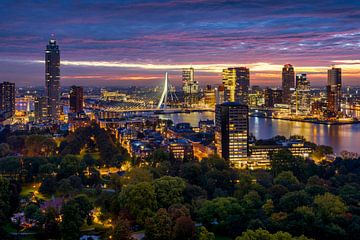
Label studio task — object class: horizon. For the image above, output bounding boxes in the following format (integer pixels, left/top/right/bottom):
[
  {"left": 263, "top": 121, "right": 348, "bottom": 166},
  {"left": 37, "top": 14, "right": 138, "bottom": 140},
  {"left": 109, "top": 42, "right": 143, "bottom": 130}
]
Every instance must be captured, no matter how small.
[{"left": 0, "top": 0, "right": 360, "bottom": 87}]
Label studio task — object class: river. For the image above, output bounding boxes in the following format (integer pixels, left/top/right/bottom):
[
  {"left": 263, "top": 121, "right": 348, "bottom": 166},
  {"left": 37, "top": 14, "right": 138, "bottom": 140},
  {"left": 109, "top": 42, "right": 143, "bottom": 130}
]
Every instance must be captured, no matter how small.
[{"left": 158, "top": 111, "right": 360, "bottom": 154}]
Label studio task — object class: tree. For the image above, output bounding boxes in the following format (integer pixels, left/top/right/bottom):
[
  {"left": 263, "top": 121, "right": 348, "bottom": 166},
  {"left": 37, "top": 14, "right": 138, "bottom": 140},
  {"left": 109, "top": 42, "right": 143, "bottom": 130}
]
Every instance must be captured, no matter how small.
[
  {"left": 270, "top": 149, "right": 306, "bottom": 180},
  {"left": 279, "top": 191, "right": 311, "bottom": 212},
  {"left": 0, "top": 143, "right": 10, "bottom": 157},
  {"left": 118, "top": 182, "right": 157, "bottom": 225},
  {"left": 314, "top": 193, "right": 347, "bottom": 221},
  {"left": 145, "top": 208, "right": 172, "bottom": 240},
  {"left": 196, "top": 226, "right": 215, "bottom": 240},
  {"left": 173, "top": 215, "right": 195, "bottom": 240},
  {"left": 58, "top": 155, "right": 84, "bottom": 178},
  {"left": 153, "top": 176, "right": 186, "bottom": 208},
  {"left": 108, "top": 217, "right": 134, "bottom": 240},
  {"left": 235, "top": 228, "right": 312, "bottom": 240},
  {"left": 274, "top": 171, "right": 300, "bottom": 189},
  {"left": 197, "top": 197, "right": 243, "bottom": 226},
  {"left": 39, "top": 177, "right": 57, "bottom": 195},
  {"left": 61, "top": 195, "right": 92, "bottom": 240}
]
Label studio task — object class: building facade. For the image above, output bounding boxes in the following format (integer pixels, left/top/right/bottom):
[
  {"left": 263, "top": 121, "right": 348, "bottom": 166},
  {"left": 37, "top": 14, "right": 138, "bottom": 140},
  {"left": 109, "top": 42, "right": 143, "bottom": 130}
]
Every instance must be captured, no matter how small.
[
  {"left": 282, "top": 64, "right": 295, "bottom": 103},
  {"left": 0, "top": 81, "right": 15, "bottom": 121},
  {"left": 69, "top": 86, "right": 84, "bottom": 113},
  {"left": 215, "top": 102, "right": 249, "bottom": 168},
  {"left": 264, "top": 88, "right": 282, "bottom": 108},
  {"left": 222, "top": 67, "right": 250, "bottom": 104},
  {"left": 293, "top": 73, "right": 311, "bottom": 115},
  {"left": 182, "top": 67, "right": 199, "bottom": 94},
  {"left": 327, "top": 66, "right": 342, "bottom": 115},
  {"left": 45, "top": 37, "right": 61, "bottom": 120}
]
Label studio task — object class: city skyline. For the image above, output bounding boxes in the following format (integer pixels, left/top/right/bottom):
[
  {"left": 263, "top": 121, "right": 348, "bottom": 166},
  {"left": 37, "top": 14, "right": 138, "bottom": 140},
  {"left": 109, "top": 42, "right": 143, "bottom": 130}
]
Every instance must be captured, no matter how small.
[{"left": 0, "top": 1, "right": 359, "bottom": 87}]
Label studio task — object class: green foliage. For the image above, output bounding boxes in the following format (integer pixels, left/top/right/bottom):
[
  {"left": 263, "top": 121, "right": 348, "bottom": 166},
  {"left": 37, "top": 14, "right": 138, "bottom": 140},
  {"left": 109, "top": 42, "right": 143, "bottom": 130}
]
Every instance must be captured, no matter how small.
[
  {"left": 314, "top": 193, "right": 347, "bottom": 220},
  {"left": 153, "top": 176, "right": 186, "bottom": 208},
  {"left": 145, "top": 208, "right": 173, "bottom": 240},
  {"left": 197, "top": 197, "right": 243, "bottom": 226},
  {"left": 61, "top": 194, "right": 93, "bottom": 240},
  {"left": 196, "top": 226, "right": 215, "bottom": 240},
  {"left": 235, "top": 228, "right": 313, "bottom": 240},
  {"left": 274, "top": 171, "right": 299, "bottom": 189},
  {"left": 118, "top": 182, "right": 157, "bottom": 225},
  {"left": 109, "top": 217, "right": 133, "bottom": 240}
]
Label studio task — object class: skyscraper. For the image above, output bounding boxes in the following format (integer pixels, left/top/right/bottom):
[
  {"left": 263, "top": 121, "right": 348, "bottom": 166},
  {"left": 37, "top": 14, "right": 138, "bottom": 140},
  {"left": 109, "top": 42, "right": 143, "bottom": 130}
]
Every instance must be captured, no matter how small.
[
  {"left": 69, "top": 85, "right": 84, "bottom": 113},
  {"left": 0, "top": 81, "right": 15, "bottom": 121},
  {"left": 327, "top": 66, "right": 342, "bottom": 115},
  {"left": 282, "top": 64, "right": 295, "bottom": 103},
  {"left": 215, "top": 102, "right": 249, "bottom": 168},
  {"left": 264, "top": 88, "right": 282, "bottom": 108},
  {"left": 45, "top": 36, "right": 60, "bottom": 120},
  {"left": 222, "top": 67, "right": 250, "bottom": 104},
  {"left": 293, "top": 73, "right": 311, "bottom": 115},
  {"left": 182, "top": 67, "right": 199, "bottom": 94}
]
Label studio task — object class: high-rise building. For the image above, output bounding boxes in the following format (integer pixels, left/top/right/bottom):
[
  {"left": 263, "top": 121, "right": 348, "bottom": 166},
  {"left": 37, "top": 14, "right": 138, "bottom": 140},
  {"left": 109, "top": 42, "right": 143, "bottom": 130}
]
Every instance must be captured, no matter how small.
[
  {"left": 215, "top": 102, "right": 249, "bottom": 168},
  {"left": 293, "top": 73, "right": 311, "bottom": 115},
  {"left": 34, "top": 96, "right": 48, "bottom": 122},
  {"left": 45, "top": 37, "right": 61, "bottom": 120},
  {"left": 327, "top": 66, "right": 342, "bottom": 115},
  {"left": 182, "top": 67, "right": 199, "bottom": 94},
  {"left": 204, "top": 85, "right": 216, "bottom": 107},
  {"left": 0, "top": 81, "right": 15, "bottom": 121},
  {"left": 69, "top": 86, "right": 84, "bottom": 113},
  {"left": 296, "top": 73, "right": 310, "bottom": 90},
  {"left": 264, "top": 88, "right": 282, "bottom": 108},
  {"left": 222, "top": 67, "right": 250, "bottom": 104},
  {"left": 215, "top": 85, "right": 225, "bottom": 105},
  {"left": 282, "top": 64, "right": 295, "bottom": 103}
]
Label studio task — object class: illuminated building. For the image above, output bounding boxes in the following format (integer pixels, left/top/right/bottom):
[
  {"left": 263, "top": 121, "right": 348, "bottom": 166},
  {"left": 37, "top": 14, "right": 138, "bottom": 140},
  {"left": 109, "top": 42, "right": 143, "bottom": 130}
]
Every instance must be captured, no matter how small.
[
  {"left": 204, "top": 85, "right": 216, "bottom": 107},
  {"left": 249, "top": 140, "right": 313, "bottom": 169},
  {"left": 264, "top": 88, "right": 282, "bottom": 108},
  {"left": 215, "top": 85, "right": 225, "bottom": 104},
  {"left": 34, "top": 96, "right": 48, "bottom": 123},
  {"left": 327, "top": 66, "right": 342, "bottom": 115},
  {"left": 69, "top": 86, "right": 84, "bottom": 113},
  {"left": 282, "top": 64, "right": 295, "bottom": 103},
  {"left": 222, "top": 67, "right": 250, "bottom": 104},
  {"left": 168, "top": 138, "right": 194, "bottom": 160},
  {"left": 45, "top": 37, "right": 61, "bottom": 120},
  {"left": 182, "top": 67, "right": 199, "bottom": 94},
  {"left": 0, "top": 81, "right": 15, "bottom": 121},
  {"left": 215, "top": 102, "right": 249, "bottom": 168},
  {"left": 292, "top": 73, "right": 311, "bottom": 115}
]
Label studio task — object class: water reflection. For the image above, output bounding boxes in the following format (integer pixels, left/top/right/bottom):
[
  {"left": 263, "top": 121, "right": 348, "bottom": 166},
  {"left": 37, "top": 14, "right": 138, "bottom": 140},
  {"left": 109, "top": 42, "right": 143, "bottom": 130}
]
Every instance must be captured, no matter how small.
[{"left": 158, "top": 112, "right": 360, "bottom": 154}]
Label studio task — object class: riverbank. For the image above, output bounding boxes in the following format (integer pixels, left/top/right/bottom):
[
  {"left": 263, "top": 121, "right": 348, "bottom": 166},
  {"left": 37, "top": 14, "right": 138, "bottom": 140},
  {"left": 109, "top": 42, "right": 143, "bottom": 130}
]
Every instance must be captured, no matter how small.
[{"left": 251, "top": 114, "right": 360, "bottom": 125}]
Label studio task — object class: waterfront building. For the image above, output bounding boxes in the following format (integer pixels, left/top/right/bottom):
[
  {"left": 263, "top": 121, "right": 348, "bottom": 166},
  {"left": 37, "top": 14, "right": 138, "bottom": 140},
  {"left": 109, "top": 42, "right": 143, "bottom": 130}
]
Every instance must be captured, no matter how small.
[
  {"left": 69, "top": 86, "right": 84, "bottom": 113},
  {"left": 0, "top": 81, "right": 15, "bottom": 121},
  {"left": 222, "top": 67, "right": 250, "bottom": 104},
  {"left": 215, "top": 102, "right": 249, "bottom": 168},
  {"left": 249, "top": 140, "right": 313, "bottom": 169},
  {"left": 282, "top": 64, "right": 295, "bottom": 103},
  {"left": 204, "top": 85, "right": 216, "bottom": 107},
  {"left": 182, "top": 67, "right": 199, "bottom": 94},
  {"left": 292, "top": 73, "right": 311, "bottom": 115},
  {"left": 45, "top": 37, "right": 61, "bottom": 120},
  {"left": 264, "top": 88, "right": 282, "bottom": 108},
  {"left": 327, "top": 66, "right": 342, "bottom": 116}
]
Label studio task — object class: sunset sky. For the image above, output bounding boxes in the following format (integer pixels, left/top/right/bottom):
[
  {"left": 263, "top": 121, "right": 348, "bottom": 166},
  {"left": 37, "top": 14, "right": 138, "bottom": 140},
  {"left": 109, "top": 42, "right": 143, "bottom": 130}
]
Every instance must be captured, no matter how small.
[{"left": 0, "top": 0, "right": 359, "bottom": 87}]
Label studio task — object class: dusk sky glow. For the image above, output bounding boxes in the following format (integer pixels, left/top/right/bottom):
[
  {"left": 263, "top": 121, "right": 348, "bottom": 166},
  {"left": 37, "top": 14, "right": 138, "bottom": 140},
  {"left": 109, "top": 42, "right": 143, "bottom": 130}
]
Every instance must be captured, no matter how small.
[{"left": 0, "top": 0, "right": 360, "bottom": 87}]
